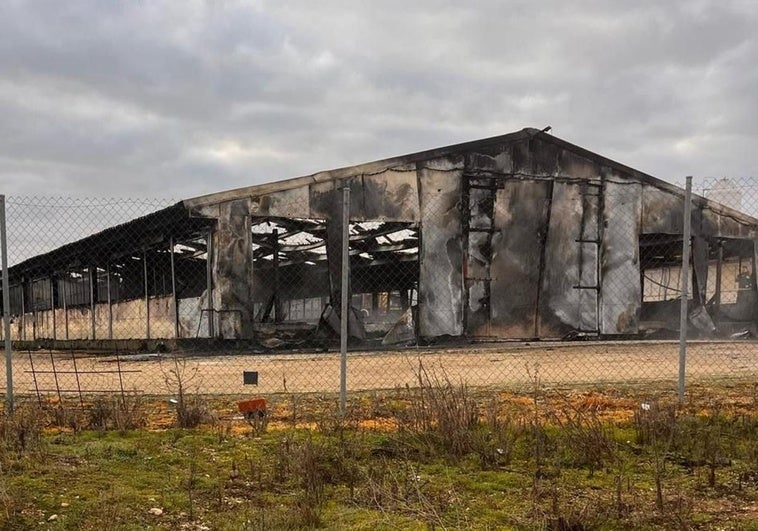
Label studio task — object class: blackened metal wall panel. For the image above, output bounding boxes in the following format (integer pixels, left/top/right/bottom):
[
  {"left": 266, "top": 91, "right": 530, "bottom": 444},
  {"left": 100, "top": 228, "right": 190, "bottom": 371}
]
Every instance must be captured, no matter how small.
[
  {"left": 601, "top": 181, "right": 642, "bottom": 334},
  {"left": 303, "top": 180, "right": 336, "bottom": 222},
  {"left": 467, "top": 149, "right": 514, "bottom": 174},
  {"left": 251, "top": 186, "right": 311, "bottom": 218},
  {"left": 578, "top": 185, "right": 600, "bottom": 331},
  {"left": 641, "top": 185, "right": 683, "bottom": 235},
  {"left": 557, "top": 150, "right": 601, "bottom": 180},
  {"left": 700, "top": 207, "right": 756, "bottom": 240},
  {"left": 463, "top": 183, "right": 496, "bottom": 335},
  {"left": 642, "top": 184, "right": 756, "bottom": 240},
  {"left": 539, "top": 182, "right": 594, "bottom": 337},
  {"left": 489, "top": 179, "right": 551, "bottom": 338},
  {"left": 465, "top": 227, "right": 491, "bottom": 334},
  {"left": 212, "top": 198, "right": 255, "bottom": 339},
  {"left": 307, "top": 170, "right": 419, "bottom": 222},
  {"left": 418, "top": 157, "right": 464, "bottom": 338},
  {"left": 359, "top": 166, "right": 419, "bottom": 222}
]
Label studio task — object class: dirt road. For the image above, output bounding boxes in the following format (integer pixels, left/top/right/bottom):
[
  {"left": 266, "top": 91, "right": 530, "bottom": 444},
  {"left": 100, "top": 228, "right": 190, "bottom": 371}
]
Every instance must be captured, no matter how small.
[{"left": 2, "top": 340, "right": 755, "bottom": 398}]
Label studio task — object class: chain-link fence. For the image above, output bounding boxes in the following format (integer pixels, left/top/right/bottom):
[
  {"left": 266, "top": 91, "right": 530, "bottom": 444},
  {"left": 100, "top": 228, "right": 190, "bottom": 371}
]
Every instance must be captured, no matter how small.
[{"left": 1, "top": 173, "right": 757, "bottom": 414}]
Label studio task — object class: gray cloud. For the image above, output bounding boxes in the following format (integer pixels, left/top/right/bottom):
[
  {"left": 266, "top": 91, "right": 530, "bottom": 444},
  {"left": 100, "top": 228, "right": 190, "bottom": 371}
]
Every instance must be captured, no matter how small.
[{"left": 0, "top": 0, "right": 756, "bottom": 200}]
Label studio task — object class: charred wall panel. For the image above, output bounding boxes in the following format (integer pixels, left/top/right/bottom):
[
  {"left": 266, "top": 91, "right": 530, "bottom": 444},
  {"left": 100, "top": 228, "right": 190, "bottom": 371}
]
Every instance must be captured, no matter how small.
[
  {"left": 309, "top": 180, "right": 340, "bottom": 220},
  {"left": 641, "top": 185, "right": 684, "bottom": 235},
  {"left": 465, "top": 229, "right": 491, "bottom": 333},
  {"left": 466, "top": 145, "right": 514, "bottom": 174},
  {"left": 539, "top": 182, "right": 596, "bottom": 337},
  {"left": 252, "top": 186, "right": 310, "bottom": 218},
  {"left": 642, "top": 184, "right": 756, "bottom": 240},
  {"left": 489, "top": 179, "right": 551, "bottom": 338},
  {"left": 418, "top": 157, "right": 464, "bottom": 338},
  {"left": 308, "top": 170, "right": 419, "bottom": 222},
  {"left": 324, "top": 189, "right": 346, "bottom": 308},
  {"left": 212, "top": 199, "right": 254, "bottom": 339},
  {"left": 700, "top": 207, "right": 756, "bottom": 239},
  {"left": 601, "top": 180, "right": 642, "bottom": 334},
  {"left": 511, "top": 138, "right": 533, "bottom": 174},
  {"left": 360, "top": 167, "right": 419, "bottom": 221},
  {"left": 578, "top": 185, "right": 600, "bottom": 331},
  {"left": 531, "top": 139, "right": 561, "bottom": 176},
  {"left": 557, "top": 150, "right": 601, "bottom": 180},
  {"left": 464, "top": 184, "right": 495, "bottom": 334}
]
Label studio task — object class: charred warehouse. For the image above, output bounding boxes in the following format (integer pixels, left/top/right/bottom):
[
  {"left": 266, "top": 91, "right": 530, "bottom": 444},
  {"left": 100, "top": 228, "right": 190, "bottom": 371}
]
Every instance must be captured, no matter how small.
[{"left": 3, "top": 128, "right": 757, "bottom": 348}]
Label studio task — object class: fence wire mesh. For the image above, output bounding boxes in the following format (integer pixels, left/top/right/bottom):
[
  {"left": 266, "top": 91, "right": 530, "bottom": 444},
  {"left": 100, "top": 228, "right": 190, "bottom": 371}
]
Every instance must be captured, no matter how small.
[{"left": 1, "top": 177, "right": 757, "bottom": 412}]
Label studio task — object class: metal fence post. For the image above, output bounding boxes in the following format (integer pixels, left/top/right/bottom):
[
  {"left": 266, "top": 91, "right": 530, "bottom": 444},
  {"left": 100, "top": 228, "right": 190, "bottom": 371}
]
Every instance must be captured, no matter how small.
[
  {"left": 339, "top": 186, "right": 350, "bottom": 416},
  {"left": 1, "top": 195, "right": 13, "bottom": 415},
  {"left": 206, "top": 229, "right": 214, "bottom": 338},
  {"left": 678, "top": 176, "right": 693, "bottom": 401},
  {"left": 89, "top": 266, "right": 96, "bottom": 339},
  {"left": 106, "top": 264, "right": 113, "bottom": 340},
  {"left": 170, "top": 238, "right": 179, "bottom": 339},
  {"left": 144, "top": 250, "right": 150, "bottom": 340}
]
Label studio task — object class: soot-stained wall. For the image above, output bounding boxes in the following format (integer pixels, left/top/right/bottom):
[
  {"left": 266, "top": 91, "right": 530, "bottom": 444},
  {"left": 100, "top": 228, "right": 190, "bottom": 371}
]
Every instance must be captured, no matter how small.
[{"left": 186, "top": 130, "right": 758, "bottom": 341}]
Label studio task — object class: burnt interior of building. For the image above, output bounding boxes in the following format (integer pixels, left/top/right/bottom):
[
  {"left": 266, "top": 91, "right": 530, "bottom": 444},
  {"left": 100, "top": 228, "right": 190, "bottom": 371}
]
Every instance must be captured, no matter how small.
[
  {"left": 0, "top": 205, "right": 423, "bottom": 346},
  {"left": 249, "top": 216, "right": 419, "bottom": 344},
  {"left": 639, "top": 234, "right": 757, "bottom": 337},
  {"left": 2, "top": 204, "right": 214, "bottom": 343}
]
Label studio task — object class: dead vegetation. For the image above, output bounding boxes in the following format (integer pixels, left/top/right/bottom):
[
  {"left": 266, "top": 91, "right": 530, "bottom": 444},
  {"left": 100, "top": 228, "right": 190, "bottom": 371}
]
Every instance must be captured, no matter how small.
[{"left": 0, "top": 374, "right": 756, "bottom": 529}]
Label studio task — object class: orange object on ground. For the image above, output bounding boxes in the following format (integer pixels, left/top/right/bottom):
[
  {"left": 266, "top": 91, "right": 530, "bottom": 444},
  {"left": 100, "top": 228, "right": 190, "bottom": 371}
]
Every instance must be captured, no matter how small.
[{"left": 237, "top": 397, "right": 267, "bottom": 418}]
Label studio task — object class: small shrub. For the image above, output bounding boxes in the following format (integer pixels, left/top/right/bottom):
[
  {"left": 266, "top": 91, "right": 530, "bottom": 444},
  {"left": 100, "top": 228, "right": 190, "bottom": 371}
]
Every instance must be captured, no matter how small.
[
  {"left": 293, "top": 435, "right": 328, "bottom": 527},
  {"left": 358, "top": 457, "right": 452, "bottom": 527},
  {"left": 0, "top": 404, "right": 46, "bottom": 453},
  {"left": 549, "top": 395, "right": 616, "bottom": 476},
  {"left": 161, "top": 355, "right": 215, "bottom": 428},
  {"left": 676, "top": 407, "right": 737, "bottom": 488},
  {"left": 176, "top": 394, "right": 215, "bottom": 429},
  {"left": 88, "top": 394, "right": 146, "bottom": 431},
  {"left": 633, "top": 399, "right": 677, "bottom": 446},
  {"left": 472, "top": 399, "right": 522, "bottom": 469},
  {"left": 397, "top": 361, "right": 479, "bottom": 459},
  {"left": 633, "top": 398, "right": 679, "bottom": 511},
  {"left": 270, "top": 433, "right": 294, "bottom": 486},
  {"left": 49, "top": 404, "right": 84, "bottom": 432}
]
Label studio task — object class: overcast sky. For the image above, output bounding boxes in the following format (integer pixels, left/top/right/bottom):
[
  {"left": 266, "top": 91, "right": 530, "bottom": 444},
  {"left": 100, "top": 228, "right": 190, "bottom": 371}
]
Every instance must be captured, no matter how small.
[{"left": 1, "top": 0, "right": 757, "bottom": 200}]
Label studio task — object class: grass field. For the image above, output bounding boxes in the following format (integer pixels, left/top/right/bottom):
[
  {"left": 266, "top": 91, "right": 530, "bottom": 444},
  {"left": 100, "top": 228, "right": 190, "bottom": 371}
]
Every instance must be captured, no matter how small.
[{"left": 1, "top": 371, "right": 756, "bottom": 530}]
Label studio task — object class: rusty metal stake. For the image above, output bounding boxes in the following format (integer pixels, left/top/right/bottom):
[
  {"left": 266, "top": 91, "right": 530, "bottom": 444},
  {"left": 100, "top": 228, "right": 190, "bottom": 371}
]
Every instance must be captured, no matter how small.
[
  {"left": 70, "top": 350, "right": 83, "bottom": 406},
  {"left": 49, "top": 350, "right": 62, "bottom": 405},
  {"left": 115, "top": 351, "right": 126, "bottom": 405},
  {"left": 28, "top": 349, "right": 41, "bottom": 406}
]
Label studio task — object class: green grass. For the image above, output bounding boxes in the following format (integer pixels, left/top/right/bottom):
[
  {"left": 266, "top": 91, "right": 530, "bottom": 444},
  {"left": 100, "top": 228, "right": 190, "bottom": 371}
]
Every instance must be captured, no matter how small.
[{"left": 1, "top": 384, "right": 757, "bottom": 529}]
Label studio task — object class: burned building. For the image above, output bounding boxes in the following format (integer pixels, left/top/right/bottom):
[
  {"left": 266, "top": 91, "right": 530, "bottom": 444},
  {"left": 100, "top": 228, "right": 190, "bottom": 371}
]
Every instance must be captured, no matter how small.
[{"left": 3, "top": 127, "right": 758, "bottom": 348}]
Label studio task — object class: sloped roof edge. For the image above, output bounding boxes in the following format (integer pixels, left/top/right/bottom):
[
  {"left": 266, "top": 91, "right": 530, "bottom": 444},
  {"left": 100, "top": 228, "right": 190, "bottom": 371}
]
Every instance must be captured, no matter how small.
[
  {"left": 183, "top": 129, "right": 533, "bottom": 208},
  {"left": 8, "top": 201, "right": 212, "bottom": 279},
  {"left": 182, "top": 126, "right": 757, "bottom": 227}
]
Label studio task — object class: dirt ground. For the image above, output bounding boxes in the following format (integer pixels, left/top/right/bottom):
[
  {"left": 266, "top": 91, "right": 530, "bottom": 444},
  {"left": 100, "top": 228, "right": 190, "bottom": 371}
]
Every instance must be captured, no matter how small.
[{"left": 2, "top": 340, "right": 756, "bottom": 398}]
